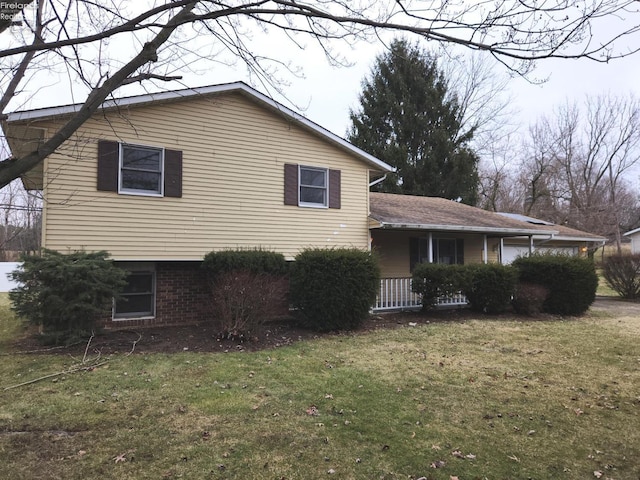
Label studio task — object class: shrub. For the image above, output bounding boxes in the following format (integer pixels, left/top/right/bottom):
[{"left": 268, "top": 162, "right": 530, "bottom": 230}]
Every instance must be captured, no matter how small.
[
  {"left": 202, "top": 249, "right": 289, "bottom": 338},
  {"left": 512, "top": 282, "right": 550, "bottom": 315},
  {"left": 512, "top": 253, "right": 598, "bottom": 315},
  {"left": 462, "top": 263, "right": 518, "bottom": 314},
  {"left": 210, "top": 270, "right": 289, "bottom": 340},
  {"left": 290, "top": 248, "right": 379, "bottom": 331},
  {"left": 202, "top": 248, "right": 288, "bottom": 280},
  {"left": 602, "top": 254, "right": 640, "bottom": 300},
  {"left": 411, "top": 263, "right": 465, "bottom": 310},
  {"left": 9, "top": 249, "right": 127, "bottom": 343}
]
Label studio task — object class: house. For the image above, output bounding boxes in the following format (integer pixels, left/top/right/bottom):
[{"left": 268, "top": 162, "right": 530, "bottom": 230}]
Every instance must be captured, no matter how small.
[
  {"left": 623, "top": 227, "right": 640, "bottom": 254},
  {"left": 4, "top": 82, "right": 393, "bottom": 326},
  {"left": 4, "top": 82, "right": 606, "bottom": 320},
  {"left": 369, "top": 194, "right": 605, "bottom": 310}
]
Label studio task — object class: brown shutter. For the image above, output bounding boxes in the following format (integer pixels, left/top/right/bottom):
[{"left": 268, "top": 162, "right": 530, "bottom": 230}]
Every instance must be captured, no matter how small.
[
  {"left": 284, "top": 163, "right": 298, "bottom": 206},
  {"left": 164, "top": 149, "right": 182, "bottom": 198},
  {"left": 329, "top": 169, "right": 341, "bottom": 209},
  {"left": 97, "top": 140, "right": 119, "bottom": 192}
]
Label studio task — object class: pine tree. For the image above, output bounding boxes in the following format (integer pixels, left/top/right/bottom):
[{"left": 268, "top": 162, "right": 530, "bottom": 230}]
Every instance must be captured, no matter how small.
[{"left": 348, "top": 38, "right": 479, "bottom": 204}]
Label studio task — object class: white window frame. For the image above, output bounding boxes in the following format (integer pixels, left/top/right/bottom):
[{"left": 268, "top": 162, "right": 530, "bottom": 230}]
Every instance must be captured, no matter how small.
[
  {"left": 113, "top": 267, "right": 156, "bottom": 321},
  {"left": 298, "top": 165, "right": 328, "bottom": 208},
  {"left": 118, "top": 143, "right": 165, "bottom": 197}
]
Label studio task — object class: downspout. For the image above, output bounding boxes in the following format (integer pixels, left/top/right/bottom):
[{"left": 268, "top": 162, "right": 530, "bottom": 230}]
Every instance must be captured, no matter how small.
[{"left": 368, "top": 174, "right": 387, "bottom": 188}]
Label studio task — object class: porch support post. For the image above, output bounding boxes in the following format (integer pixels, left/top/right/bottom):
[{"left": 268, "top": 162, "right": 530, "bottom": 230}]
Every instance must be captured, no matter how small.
[
  {"left": 483, "top": 235, "right": 488, "bottom": 264},
  {"left": 499, "top": 238, "right": 504, "bottom": 264},
  {"left": 529, "top": 235, "right": 534, "bottom": 254},
  {"left": 428, "top": 232, "right": 433, "bottom": 263}
]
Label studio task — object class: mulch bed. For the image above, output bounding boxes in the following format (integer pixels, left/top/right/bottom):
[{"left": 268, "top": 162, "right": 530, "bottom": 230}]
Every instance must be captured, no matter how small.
[{"left": 8, "top": 308, "right": 476, "bottom": 356}]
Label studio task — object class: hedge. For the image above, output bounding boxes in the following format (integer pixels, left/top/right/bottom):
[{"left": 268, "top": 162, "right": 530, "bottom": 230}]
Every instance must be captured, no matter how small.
[
  {"left": 512, "top": 253, "right": 598, "bottom": 315},
  {"left": 290, "top": 248, "right": 379, "bottom": 331}
]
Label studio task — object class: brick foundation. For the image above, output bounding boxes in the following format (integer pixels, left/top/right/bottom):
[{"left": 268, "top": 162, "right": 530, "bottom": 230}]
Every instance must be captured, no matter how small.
[{"left": 101, "top": 261, "right": 211, "bottom": 329}]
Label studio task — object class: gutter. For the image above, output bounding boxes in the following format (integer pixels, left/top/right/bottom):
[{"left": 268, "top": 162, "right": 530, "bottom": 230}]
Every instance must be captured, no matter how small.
[{"left": 373, "top": 220, "right": 557, "bottom": 237}]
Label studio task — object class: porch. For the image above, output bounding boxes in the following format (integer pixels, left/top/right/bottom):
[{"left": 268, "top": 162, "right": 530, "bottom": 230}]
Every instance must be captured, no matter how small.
[{"left": 374, "top": 277, "right": 468, "bottom": 312}]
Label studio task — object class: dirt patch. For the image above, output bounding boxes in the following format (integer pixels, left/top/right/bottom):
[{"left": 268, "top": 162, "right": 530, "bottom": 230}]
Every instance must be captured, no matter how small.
[
  {"left": 9, "top": 308, "right": 473, "bottom": 356},
  {"left": 8, "top": 297, "right": 638, "bottom": 356}
]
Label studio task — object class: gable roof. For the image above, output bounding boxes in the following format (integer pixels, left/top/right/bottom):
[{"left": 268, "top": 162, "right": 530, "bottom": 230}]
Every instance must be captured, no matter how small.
[
  {"left": 5, "top": 81, "right": 394, "bottom": 173},
  {"left": 369, "top": 193, "right": 556, "bottom": 236},
  {"left": 497, "top": 212, "right": 606, "bottom": 241}
]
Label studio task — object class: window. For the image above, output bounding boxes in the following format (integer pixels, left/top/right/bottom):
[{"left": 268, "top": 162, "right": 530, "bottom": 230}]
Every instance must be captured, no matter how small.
[
  {"left": 299, "top": 166, "right": 328, "bottom": 207},
  {"left": 433, "top": 238, "right": 464, "bottom": 265},
  {"left": 283, "top": 163, "right": 340, "bottom": 209},
  {"left": 97, "top": 140, "right": 183, "bottom": 197},
  {"left": 410, "top": 237, "right": 464, "bottom": 271},
  {"left": 114, "top": 271, "right": 155, "bottom": 319},
  {"left": 119, "top": 144, "right": 163, "bottom": 195}
]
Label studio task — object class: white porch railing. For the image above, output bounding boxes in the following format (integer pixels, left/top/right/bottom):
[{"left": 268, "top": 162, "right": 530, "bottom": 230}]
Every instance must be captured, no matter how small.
[{"left": 374, "top": 277, "right": 468, "bottom": 312}]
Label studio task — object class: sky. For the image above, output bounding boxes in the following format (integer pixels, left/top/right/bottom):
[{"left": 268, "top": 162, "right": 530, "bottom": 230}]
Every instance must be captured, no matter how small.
[{"left": 5, "top": 4, "right": 640, "bottom": 174}]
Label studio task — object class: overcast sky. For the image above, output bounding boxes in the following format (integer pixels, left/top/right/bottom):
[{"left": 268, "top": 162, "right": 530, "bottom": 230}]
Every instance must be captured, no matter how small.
[{"left": 7, "top": 12, "right": 640, "bottom": 168}]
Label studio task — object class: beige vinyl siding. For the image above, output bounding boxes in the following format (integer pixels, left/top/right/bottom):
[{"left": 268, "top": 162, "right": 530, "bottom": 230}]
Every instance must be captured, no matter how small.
[
  {"left": 34, "top": 93, "right": 371, "bottom": 260},
  {"left": 372, "top": 230, "right": 496, "bottom": 278}
]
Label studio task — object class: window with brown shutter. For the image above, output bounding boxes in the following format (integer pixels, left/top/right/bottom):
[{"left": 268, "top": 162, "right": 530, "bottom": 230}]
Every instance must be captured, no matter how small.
[
  {"left": 96, "top": 140, "right": 182, "bottom": 198},
  {"left": 284, "top": 164, "right": 341, "bottom": 209}
]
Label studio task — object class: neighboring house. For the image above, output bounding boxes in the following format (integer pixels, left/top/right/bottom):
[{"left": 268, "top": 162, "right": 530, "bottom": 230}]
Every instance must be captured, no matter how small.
[
  {"left": 369, "top": 193, "right": 605, "bottom": 310},
  {"left": 623, "top": 227, "right": 640, "bottom": 254},
  {"left": 4, "top": 82, "right": 393, "bottom": 326}
]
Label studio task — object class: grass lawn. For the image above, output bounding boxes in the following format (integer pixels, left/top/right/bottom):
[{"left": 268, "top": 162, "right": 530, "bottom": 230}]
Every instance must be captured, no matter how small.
[{"left": 1, "top": 296, "right": 639, "bottom": 479}]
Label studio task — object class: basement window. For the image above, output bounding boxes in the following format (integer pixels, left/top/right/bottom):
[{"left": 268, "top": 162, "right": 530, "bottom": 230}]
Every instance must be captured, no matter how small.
[{"left": 113, "top": 271, "right": 155, "bottom": 319}]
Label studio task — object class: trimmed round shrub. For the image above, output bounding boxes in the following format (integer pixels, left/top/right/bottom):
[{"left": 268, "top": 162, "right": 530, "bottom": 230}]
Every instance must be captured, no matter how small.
[
  {"left": 512, "top": 253, "right": 598, "bottom": 315},
  {"left": 602, "top": 254, "right": 640, "bottom": 300},
  {"left": 512, "top": 282, "right": 550, "bottom": 315},
  {"left": 202, "top": 248, "right": 288, "bottom": 280},
  {"left": 411, "top": 263, "right": 466, "bottom": 310},
  {"left": 290, "top": 248, "right": 380, "bottom": 331},
  {"left": 462, "top": 263, "right": 518, "bottom": 314},
  {"left": 9, "top": 249, "right": 127, "bottom": 343}
]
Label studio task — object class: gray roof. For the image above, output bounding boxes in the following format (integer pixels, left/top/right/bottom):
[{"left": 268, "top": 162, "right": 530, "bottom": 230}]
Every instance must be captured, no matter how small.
[
  {"left": 370, "top": 193, "right": 555, "bottom": 236},
  {"left": 497, "top": 212, "right": 606, "bottom": 241}
]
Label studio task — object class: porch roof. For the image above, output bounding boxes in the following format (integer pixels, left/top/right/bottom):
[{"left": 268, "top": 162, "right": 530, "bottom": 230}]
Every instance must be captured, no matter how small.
[{"left": 369, "top": 193, "right": 556, "bottom": 237}]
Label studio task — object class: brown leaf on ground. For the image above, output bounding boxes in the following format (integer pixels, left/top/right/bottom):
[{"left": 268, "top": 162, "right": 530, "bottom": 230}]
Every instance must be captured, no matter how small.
[{"left": 430, "top": 460, "right": 446, "bottom": 468}]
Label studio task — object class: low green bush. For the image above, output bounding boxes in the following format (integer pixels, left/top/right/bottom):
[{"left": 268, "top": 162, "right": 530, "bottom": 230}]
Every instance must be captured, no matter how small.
[
  {"left": 462, "top": 263, "right": 518, "bottom": 314},
  {"left": 411, "top": 263, "right": 465, "bottom": 310},
  {"left": 290, "top": 248, "right": 379, "bottom": 331},
  {"left": 512, "top": 253, "right": 598, "bottom": 315},
  {"left": 602, "top": 254, "right": 640, "bottom": 300},
  {"left": 9, "top": 249, "right": 127, "bottom": 343},
  {"left": 202, "top": 249, "right": 289, "bottom": 339}
]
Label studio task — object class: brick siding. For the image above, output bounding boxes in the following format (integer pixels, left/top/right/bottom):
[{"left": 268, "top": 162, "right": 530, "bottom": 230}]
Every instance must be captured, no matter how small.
[{"left": 101, "top": 261, "right": 210, "bottom": 329}]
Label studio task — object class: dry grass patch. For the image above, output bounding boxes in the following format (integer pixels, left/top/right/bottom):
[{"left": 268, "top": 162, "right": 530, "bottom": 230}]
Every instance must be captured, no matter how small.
[{"left": 0, "top": 302, "right": 639, "bottom": 479}]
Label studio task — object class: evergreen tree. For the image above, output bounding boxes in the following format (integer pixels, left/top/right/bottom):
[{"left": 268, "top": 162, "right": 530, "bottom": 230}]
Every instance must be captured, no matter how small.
[{"left": 348, "top": 39, "right": 479, "bottom": 204}]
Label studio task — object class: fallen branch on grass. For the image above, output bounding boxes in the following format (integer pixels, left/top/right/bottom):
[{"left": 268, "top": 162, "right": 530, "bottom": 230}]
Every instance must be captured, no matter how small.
[{"left": 2, "top": 359, "right": 109, "bottom": 391}]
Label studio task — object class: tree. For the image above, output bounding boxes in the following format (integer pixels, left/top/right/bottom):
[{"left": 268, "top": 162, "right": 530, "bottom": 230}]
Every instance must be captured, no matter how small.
[
  {"left": 348, "top": 38, "right": 479, "bottom": 203},
  {"left": 1, "top": 1, "right": 640, "bottom": 190},
  {"left": 522, "top": 94, "right": 640, "bottom": 249},
  {"left": 478, "top": 93, "right": 640, "bottom": 248}
]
